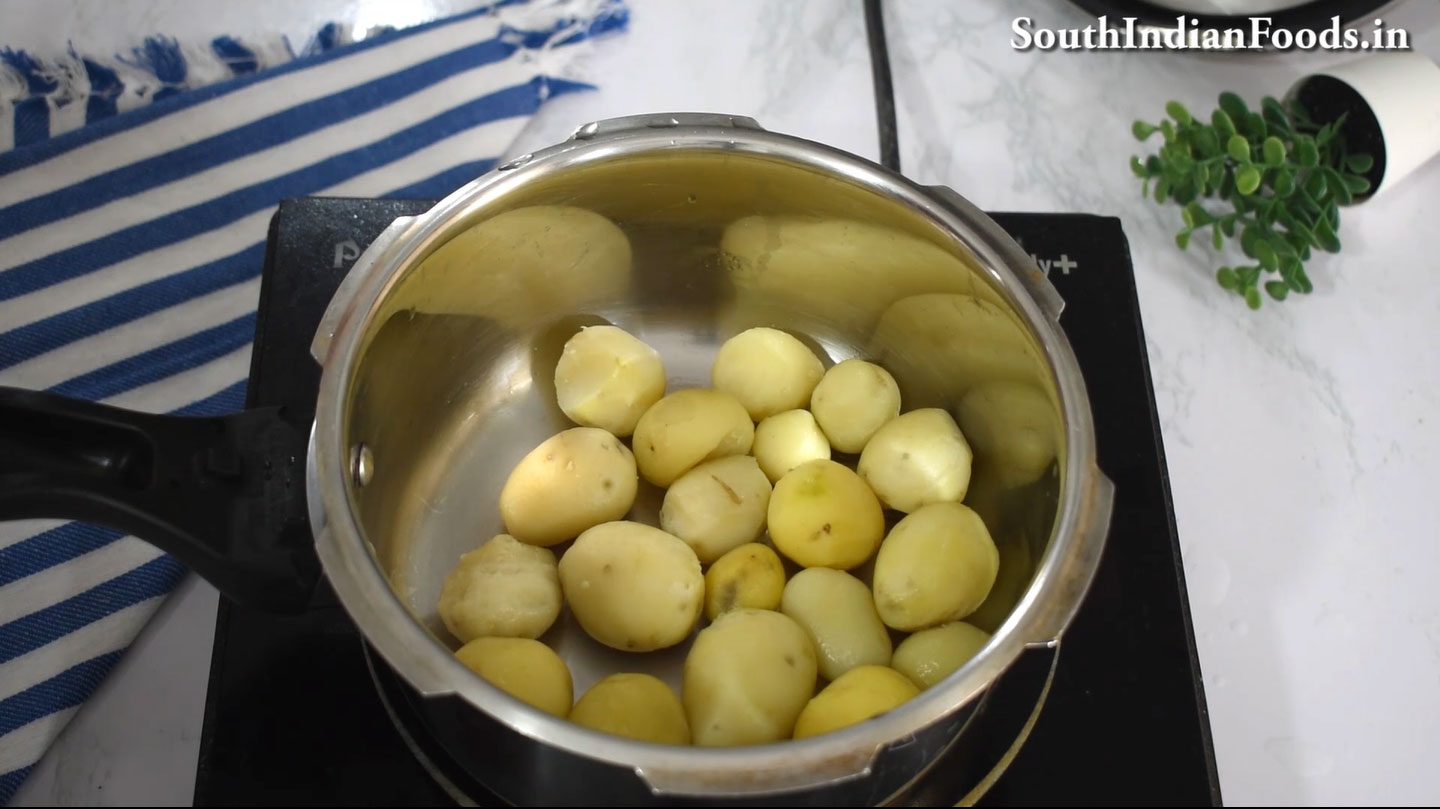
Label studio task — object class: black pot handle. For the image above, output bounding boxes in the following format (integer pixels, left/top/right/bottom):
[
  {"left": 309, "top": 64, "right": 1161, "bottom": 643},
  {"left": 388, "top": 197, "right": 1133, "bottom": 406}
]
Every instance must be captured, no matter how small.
[{"left": 0, "top": 386, "right": 320, "bottom": 612}]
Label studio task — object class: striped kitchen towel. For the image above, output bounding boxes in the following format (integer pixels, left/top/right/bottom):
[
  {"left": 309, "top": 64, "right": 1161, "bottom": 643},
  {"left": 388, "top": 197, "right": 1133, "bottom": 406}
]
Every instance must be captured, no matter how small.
[{"left": 0, "top": 0, "right": 627, "bottom": 802}]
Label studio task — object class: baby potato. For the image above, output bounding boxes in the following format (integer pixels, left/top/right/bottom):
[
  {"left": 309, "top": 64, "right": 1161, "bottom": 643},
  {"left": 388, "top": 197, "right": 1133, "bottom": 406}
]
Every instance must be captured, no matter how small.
[
  {"left": 632, "top": 389, "right": 755, "bottom": 487},
  {"left": 711, "top": 327, "right": 825, "bottom": 421},
  {"left": 872, "top": 502, "right": 999, "bottom": 632},
  {"left": 768, "top": 459, "right": 885, "bottom": 570},
  {"left": 570, "top": 673, "right": 690, "bottom": 745},
  {"left": 780, "top": 568, "right": 892, "bottom": 682},
  {"left": 558, "top": 521, "right": 703, "bottom": 652},
  {"left": 809, "top": 359, "right": 901, "bottom": 454},
  {"left": 437, "top": 534, "right": 561, "bottom": 642},
  {"left": 955, "top": 381, "right": 1059, "bottom": 488},
  {"left": 499, "top": 427, "right": 638, "bottom": 547},
  {"left": 704, "top": 543, "right": 786, "bottom": 620},
  {"left": 455, "top": 637, "right": 573, "bottom": 717},
  {"left": 792, "top": 665, "right": 920, "bottom": 739},
  {"left": 554, "top": 325, "right": 666, "bottom": 437},
  {"left": 752, "top": 409, "right": 830, "bottom": 483},
  {"left": 857, "top": 409, "right": 973, "bottom": 513},
  {"left": 892, "top": 622, "right": 991, "bottom": 690},
  {"left": 660, "top": 456, "right": 772, "bottom": 564},
  {"left": 683, "top": 609, "right": 818, "bottom": 746}
]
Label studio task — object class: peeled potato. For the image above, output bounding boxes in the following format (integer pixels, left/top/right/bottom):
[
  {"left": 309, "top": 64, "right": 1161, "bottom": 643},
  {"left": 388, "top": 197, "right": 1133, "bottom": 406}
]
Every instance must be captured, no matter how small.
[
  {"left": 554, "top": 325, "right": 666, "bottom": 437},
  {"left": 768, "top": 459, "right": 885, "bottom": 570},
  {"left": 660, "top": 455, "right": 772, "bottom": 564},
  {"left": 781, "top": 568, "right": 892, "bottom": 681},
  {"left": 632, "top": 389, "right": 755, "bottom": 487},
  {"left": 558, "top": 521, "right": 703, "bottom": 652},
  {"left": 809, "top": 359, "right": 901, "bottom": 454},
  {"left": 872, "top": 503, "right": 999, "bottom": 632},
  {"left": 570, "top": 673, "right": 691, "bottom": 745},
  {"left": 437, "top": 534, "right": 561, "bottom": 642},
  {"left": 792, "top": 665, "right": 919, "bottom": 739},
  {"left": 955, "top": 381, "right": 1059, "bottom": 488},
  {"left": 455, "top": 637, "right": 573, "bottom": 717},
  {"left": 683, "top": 609, "right": 818, "bottom": 746},
  {"left": 711, "top": 327, "right": 825, "bottom": 421},
  {"left": 892, "top": 622, "right": 991, "bottom": 690},
  {"left": 857, "top": 409, "right": 972, "bottom": 513},
  {"left": 499, "top": 427, "right": 637, "bottom": 546},
  {"left": 704, "top": 543, "right": 786, "bottom": 620},
  {"left": 752, "top": 409, "right": 830, "bottom": 484},
  {"left": 397, "top": 205, "right": 630, "bottom": 330}
]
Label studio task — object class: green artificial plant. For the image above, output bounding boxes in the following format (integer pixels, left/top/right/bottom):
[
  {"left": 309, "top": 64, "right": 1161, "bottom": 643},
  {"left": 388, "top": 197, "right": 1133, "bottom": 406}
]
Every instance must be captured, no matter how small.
[{"left": 1131, "top": 91, "right": 1374, "bottom": 309}]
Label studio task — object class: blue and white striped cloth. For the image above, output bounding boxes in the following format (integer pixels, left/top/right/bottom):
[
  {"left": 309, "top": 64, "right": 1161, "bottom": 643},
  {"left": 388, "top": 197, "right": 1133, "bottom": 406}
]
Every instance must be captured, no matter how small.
[{"left": 0, "top": 1, "right": 627, "bottom": 801}]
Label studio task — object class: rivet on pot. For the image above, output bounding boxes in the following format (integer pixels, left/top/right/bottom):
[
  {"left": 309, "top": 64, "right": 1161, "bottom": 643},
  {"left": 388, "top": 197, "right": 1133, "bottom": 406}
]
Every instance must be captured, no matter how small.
[
  {"left": 497, "top": 153, "right": 533, "bottom": 171},
  {"left": 351, "top": 444, "right": 374, "bottom": 488}
]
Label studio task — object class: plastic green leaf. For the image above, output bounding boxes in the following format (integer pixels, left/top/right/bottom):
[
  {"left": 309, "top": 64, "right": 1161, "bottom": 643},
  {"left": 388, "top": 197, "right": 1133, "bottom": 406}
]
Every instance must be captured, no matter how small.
[
  {"left": 1132, "top": 120, "right": 1158, "bottom": 141},
  {"left": 1212, "top": 109, "right": 1237, "bottom": 138},
  {"left": 1273, "top": 169, "right": 1295, "bottom": 197},
  {"left": 1263, "top": 136, "right": 1286, "bottom": 166},
  {"left": 1240, "top": 225, "right": 1260, "bottom": 258},
  {"left": 1130, "top": 156, "right": 1148, "bottom": 177},
  {"left": 1237, "top": 165, "right": 1262, "bottom": 195},
  {"left": 1212, "top": 224, "right": 1224, "bottom": 250},
  {"left": 1314, "top": 216, "right": 1341, "bottom": 252},
  {"left": 1256, "top": 240, "right": 1278, "bottom": 270},
  {"left": 1175, "top": 230, "right": 1192, "bottom": 249},
  {"left": 1219, "top": 91, "right": 1249, "bottom": 122},
  {"left": 1265, "top": 281, "right": 1290, "bottom": 301},
  {"left": 1166, "top": 101, "right": 1193, "bottom": 126},
  {"left": 1295, "top": 137, "right": 1319, "bottom": 168},
  {"left": 1216, "top": 266, "right": 1239, "bottom": 290},
  {"left": 1345, "top": 153, "right": 1375, "bottom": 173},
  {"left": 1227, "top": 134, "right": 1251, "bottom": 163},
  {"left": 1342, "top": 174, "right": 1371, "bottom": 194},
  {"left": 1244, "top": 286, "right": 1262, "bottom": 310}
]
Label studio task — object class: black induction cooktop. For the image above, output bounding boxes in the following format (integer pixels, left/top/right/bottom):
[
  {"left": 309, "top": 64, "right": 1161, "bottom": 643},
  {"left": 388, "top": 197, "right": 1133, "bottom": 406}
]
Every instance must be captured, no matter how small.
[{"left": 193, "top": 197, "right": 1221, "bottom": 807}]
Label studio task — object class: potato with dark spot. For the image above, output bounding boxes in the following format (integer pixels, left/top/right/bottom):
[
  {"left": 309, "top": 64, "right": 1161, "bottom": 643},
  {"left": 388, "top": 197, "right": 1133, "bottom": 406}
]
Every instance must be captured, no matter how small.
[
  {"left": 703, "top": 543, "right": 785, "bottom": 620},
  {"left": 632, "top": 389, "right": 755, "bottom": 487},
  {"left": 660, "top": 455, "right": 772, "bottom": 563},
  {"left": 872, "top": 503, "right": 999, "bottom": 632},
  {"left": 499, "top": 427, "right": 638, "bottom": 546},
  {"left": 768, "top": 459, "right": 884, "bottom": 570},
  {"left": 683, "top": 609, "right": 817, "bottom": 746},
  {"left": 558, "top": 521, "right": 703, "bottom": 652}
]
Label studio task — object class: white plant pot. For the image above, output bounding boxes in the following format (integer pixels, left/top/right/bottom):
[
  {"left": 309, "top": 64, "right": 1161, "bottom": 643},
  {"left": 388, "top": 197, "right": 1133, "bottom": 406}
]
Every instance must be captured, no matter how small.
[{"left": 1288, "top": 51, "right": 1440, "bottom": 201}]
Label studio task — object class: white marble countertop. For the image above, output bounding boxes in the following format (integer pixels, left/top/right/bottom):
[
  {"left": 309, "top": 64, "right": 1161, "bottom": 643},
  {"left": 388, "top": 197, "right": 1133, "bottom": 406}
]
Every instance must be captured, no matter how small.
[{"left": 7, "top": 0, "right": 1440, "bottom": 805}]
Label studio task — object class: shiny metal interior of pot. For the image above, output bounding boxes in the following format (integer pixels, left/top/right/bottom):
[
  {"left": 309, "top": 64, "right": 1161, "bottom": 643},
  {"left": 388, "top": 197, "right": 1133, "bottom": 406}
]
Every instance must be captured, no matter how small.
[{"left": 341, "top": 148, "right": 1064, "bottom": 700}]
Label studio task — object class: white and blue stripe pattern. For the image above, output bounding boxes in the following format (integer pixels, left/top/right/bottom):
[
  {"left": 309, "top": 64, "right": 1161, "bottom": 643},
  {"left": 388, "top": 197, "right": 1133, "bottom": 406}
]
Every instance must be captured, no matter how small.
[{"left": 0, "top": 1, "right": 627, "bottom": 801}]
